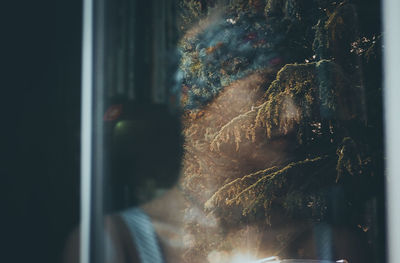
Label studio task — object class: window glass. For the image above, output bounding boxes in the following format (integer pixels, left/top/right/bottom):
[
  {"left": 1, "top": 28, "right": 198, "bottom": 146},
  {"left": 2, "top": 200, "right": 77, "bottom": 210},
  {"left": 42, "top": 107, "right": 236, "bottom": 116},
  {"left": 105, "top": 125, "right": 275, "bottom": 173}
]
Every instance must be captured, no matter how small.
[{"left": 71, "top": 1, "right": 385, "bottom": 263}]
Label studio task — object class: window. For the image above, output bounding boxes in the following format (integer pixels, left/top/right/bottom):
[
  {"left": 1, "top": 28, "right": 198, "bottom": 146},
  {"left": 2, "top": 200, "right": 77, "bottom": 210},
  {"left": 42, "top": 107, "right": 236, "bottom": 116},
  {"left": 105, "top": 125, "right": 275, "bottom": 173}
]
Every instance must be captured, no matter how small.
[{"left": 75, "top": 1, "right": 393, "bottom": 263}]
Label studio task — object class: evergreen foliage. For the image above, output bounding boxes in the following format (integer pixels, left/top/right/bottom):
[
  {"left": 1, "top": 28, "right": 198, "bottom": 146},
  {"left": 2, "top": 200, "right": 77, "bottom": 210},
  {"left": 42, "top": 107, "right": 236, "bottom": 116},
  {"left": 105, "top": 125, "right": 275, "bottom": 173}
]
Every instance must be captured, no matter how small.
[{"left": 176, "top": 0, "right": 382, "bottom": 261}]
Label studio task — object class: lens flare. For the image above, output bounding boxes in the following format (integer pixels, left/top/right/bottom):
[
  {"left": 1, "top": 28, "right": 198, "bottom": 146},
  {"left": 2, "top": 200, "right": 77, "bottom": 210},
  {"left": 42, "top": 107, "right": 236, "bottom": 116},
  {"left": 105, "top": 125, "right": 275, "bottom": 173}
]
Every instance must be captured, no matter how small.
[{"left": 230, "top": 252, "right": 257, "bottom": 263}]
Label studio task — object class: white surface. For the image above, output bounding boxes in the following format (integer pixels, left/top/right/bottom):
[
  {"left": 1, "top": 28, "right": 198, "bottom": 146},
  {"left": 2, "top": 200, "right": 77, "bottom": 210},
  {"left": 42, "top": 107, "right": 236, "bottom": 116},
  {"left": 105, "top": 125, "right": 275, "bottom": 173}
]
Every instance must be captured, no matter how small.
[
  {"left": 80, "top": 0, "right": 93, "bottom": 262},
  {"left": 383, "top": 0, "right": 400, "bottom": 263}
]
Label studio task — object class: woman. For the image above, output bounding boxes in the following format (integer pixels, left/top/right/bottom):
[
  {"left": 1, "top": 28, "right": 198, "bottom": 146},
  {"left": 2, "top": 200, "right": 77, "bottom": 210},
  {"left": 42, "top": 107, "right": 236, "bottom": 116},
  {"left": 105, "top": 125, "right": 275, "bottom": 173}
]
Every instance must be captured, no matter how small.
[{"left": 65, "top": 1, "right": 381, "bottom": 262}]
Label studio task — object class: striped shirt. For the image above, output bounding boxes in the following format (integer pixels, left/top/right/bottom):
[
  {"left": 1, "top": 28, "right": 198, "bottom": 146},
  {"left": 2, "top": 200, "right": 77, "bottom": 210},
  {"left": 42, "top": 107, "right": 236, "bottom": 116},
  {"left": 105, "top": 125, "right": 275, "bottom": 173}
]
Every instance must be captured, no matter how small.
[{"left": 120, "top": 207, "right": 164, "bottom": 263}]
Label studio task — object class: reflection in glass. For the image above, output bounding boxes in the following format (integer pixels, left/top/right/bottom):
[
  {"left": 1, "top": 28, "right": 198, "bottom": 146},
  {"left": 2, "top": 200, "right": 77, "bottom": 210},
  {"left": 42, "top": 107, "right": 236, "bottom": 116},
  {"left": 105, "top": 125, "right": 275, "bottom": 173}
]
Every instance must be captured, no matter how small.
[
  {"left": 69, "top": 1, "right": 384, "bottom": 263},
  {"left": 175, "top": 1, "right": 383, "bottom": 263}
]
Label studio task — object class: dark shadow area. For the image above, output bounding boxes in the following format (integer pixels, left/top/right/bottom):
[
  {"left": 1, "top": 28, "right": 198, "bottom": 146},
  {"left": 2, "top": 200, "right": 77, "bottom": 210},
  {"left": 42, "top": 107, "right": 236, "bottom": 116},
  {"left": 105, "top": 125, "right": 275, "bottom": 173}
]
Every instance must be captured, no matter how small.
[{"left": 2, "top": 1, "right": 82, "bottom": 262}]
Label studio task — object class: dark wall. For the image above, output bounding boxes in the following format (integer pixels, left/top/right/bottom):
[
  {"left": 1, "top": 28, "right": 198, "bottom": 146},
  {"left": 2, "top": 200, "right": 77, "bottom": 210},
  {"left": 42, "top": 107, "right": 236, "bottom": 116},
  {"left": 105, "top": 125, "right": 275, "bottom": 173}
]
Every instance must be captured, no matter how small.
[{"left": 3, "top": 1, "right": 82, "bottom": 262}]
